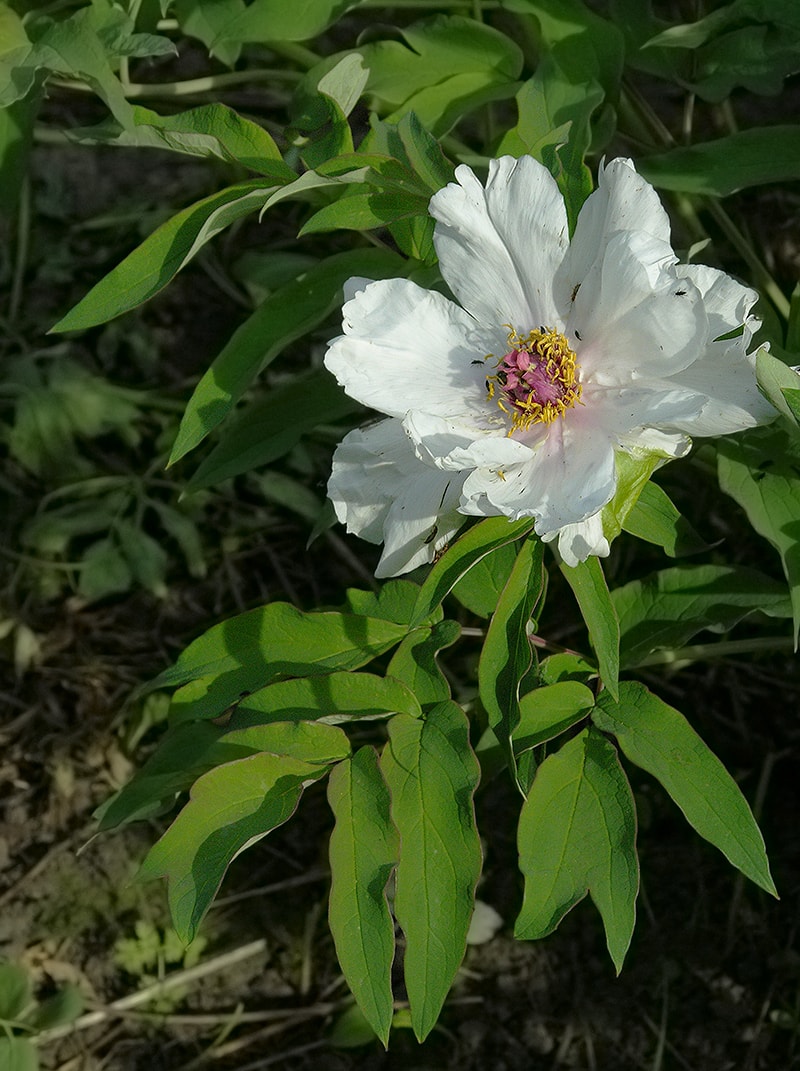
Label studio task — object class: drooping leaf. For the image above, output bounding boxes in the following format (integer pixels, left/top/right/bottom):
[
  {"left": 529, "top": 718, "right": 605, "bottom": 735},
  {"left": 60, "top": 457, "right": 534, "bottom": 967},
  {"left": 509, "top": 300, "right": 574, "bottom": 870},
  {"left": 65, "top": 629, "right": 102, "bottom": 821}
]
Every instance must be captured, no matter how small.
[
  {"left": 139, "top": 752, "right": 328, "bottom": 942},
  {"left": 53, "top": 181, "right": 280, "bottom": 331},
  {"left": 141, "top": 603, "right": 408, "bottom": 722},
  {"left": 328, "top": 748, "right": 398, "bottom": 1046},
  {"left": 516, "top": 727, "right": 638, "bottom": 973},
  {"left": 558, "top": 555, "right": 619, "bottom": 698},
  {"left": 380, "top": 704, "right": 482, "bottom": 1041},
  {"left": 410, "top": 517, "right": 535, "bottom": 627},
  {"left": 593, "top": 682, "right": 777, "bottom": 896}
]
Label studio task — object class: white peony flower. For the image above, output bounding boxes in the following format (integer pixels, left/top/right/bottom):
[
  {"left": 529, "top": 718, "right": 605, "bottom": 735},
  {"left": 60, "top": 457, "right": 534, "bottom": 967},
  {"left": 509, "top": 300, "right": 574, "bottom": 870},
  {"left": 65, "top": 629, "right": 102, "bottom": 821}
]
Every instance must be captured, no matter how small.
[{"left": 324, "top": 156, "right": 774, "bottom": 576}]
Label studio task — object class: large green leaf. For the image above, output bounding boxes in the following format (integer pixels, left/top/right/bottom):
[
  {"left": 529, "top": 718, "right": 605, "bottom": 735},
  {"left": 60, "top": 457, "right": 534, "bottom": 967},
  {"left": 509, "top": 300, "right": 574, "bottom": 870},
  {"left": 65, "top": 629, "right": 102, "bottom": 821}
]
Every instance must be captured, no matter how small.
[
  {"left": 230, "top": 671, "right": 422, "bottom": 725},
  {"left": 613, "top": 563, "right": 793, "bottom": 669},
  {"left": 139, "top": 752, "right": 328, "bottom": 942},
  {"left": 170, "top": 247, "right": 403, "bottom": 464},
  {"left": 558, "top": 555, "right": 619, "bottom": 698},
  {"left": 142, "top": 603, "right": 408, "bottom": 722},
  {"left": 380, "top": 704, "right": 482, "bottom": 1041},
  {"left": 0, "top": 1038, "right": 37, "bottom": 1071},
  {"left": 97, "top": 720, "right": 349, "bottom": 831},
  {"left": 755, "top": 347, "right": 800, "bottom": 430},
  {"left": 717, "top": 428, "right": 800, "bottom": 643},
  {"left": 479, "top": 536, "right": 546, "bottom": 755},
  {"left": 410, "top": 517, "right": 535, "bottom": 628},
  {"left": 516, "top": 727, "right": 638, "bottom": 972},
  {"left": 451, "top": 541, "right": 519, "bottom": 618},
  {"left": 328, "top": 748, "right": 398, "bottom": 1046},
  {"left": 639, "top": 128, "right": 800, "bottom": 197},
  {"left": 77, "top": 102, "right": 291, "bottom": 177},
  {"left": 184, "top": 368, "right": 358, "bottom": 491},
  {"left": 52, "top": 181, "right": 280, "bottom": 331},
  {"left": 211, "top": 0, "right": 366, "bottom": 45},
  {"left": 345, "top": 578, "right": 434, "bottom": 627},
  {"left": 593, "top": 682, "right": 776, "bottom": 896}
]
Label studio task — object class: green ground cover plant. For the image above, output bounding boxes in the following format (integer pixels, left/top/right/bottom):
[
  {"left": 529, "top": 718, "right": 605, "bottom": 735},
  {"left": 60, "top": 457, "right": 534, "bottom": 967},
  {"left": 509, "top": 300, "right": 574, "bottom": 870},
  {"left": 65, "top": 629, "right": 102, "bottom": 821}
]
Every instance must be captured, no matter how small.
[{"left": 2, "top": 0, "right": 800, "bottom": 1058}]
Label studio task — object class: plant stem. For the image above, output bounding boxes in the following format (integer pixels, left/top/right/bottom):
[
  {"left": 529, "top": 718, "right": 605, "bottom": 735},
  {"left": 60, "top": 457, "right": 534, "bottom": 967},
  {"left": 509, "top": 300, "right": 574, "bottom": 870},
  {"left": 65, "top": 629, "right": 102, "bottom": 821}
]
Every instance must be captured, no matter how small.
[{"left": 636, "top": 635, "right": 795, "bottom": 669}]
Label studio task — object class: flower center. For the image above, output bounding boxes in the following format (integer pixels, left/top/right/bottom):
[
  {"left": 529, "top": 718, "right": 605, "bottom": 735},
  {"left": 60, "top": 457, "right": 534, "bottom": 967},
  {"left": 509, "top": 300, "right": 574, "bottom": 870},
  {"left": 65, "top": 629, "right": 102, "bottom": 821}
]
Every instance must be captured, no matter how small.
[{"left": 486, "top": 326, "right": 582, "bottom": 433}]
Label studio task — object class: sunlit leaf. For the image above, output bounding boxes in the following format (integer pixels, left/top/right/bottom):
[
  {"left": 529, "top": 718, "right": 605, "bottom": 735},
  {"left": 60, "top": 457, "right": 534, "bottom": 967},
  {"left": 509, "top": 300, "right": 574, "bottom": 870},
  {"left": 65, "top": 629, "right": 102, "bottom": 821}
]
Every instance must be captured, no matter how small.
[
  {"left": 139, "top": 752, "right": 328, "bottom": 942},
  {"left": 328, "top": 748, "right": 398, "bottom": 1046},
  {"left": 516, "top": 727, "right": 638, "bottom": 973},
  {"left": 593, "top": 682, "right": 777, "bottom": 896},
  {"left": 558, "top": 555, "right": 619, "bottom": 698},
  {"left": 387, "top": 619, "right": 461, "bottom": 706},
  {"left": 380, "top": 704, "right": 481, "bottom": 1041}
]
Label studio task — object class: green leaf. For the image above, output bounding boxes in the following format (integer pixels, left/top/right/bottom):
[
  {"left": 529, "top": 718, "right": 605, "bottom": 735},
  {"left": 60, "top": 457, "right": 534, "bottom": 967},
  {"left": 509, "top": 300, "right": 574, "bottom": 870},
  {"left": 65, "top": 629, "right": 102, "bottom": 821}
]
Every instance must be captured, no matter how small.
[
  {"left": 299, "top": 189, "right": 429, "bottom": 237},
  {"left": 142, "top": 603, "right": 408, "bottom": 722},
  {"left": 345, "top": 579, "right": 432, "bottom": 626},
  {"left": 613, "top": 563, "right": 792, "bottom": 668},
  {"left": 497, "top": 53, "right": 602, "bottom": 232},
  {"left": 78, "top": 538, "right": 133, "bottom": 601},
  {"left": 328, "top": 748, "right": 398, "bottom": 1046},
  {"left": 380, "top": 703, "right": 482, "bottom": 1041},
  {"left": 116, "top": 520, "right": 168, "bottom": 598},
  {"left": 538, "top": 652, "right": 596, "bottom": 685},
  {"left": 184, "top": 368, "right": 358, "bottom": 491},
  {"left": 503, "top": 0, "right": 624, "bottom": 95},
  {"left": 479, "top": 536, "right": 546, "bottom": 756},
  {"left": 97, "top": 720, "right": 348, "bottom": 831},
  {"left": 600, "top": 448, "right": 668, "bottom": 547},
  {"left": 0, "top": 963, "right": 32, "bottom": 1019},
  {"left": 0, "top": 1038, "right": 38, "bottom": 1071},
  {"left": 170, "top": 247, "right": 403, "bottom": 464},
  {"left": 593, "top": 682, "right": 777, "bottom": 896},
  {"left": 26, "top": 985, "right": 83, "bottom": 1031},
  {"left": 81, "top": 103, "right": 292, "bottom": 177},
  {"left": 719, "top": 427, "right": 800, "bottom": 641},
  {"left": 52, "top": 181, "right": 279, "bottom": 332},
  {"left": 173, "top": 0, "right": 245, "bottom": 67},
  {"left": 231, "top": 671, "right": 422, "bottom": 725},
  {"left": 622, "top": 481, "right": 707, "bottom": 557},
  {"left": 516, "top": 727, "right": 638, "bottom": 972},
  {"left": 410, "top": 517, "right": 535, "bottom": 628},
  {"left": 386, "top": 619, "right": 461, "bottom": 707},
  {"left": 755, "top": 347, "right": 800, "bottom": 429},
  {"left": 451, "top": 541, "right": 519, "bottom": 618},
  {"left": 139, "top": 752, "right": 327, "bottom": 942},
  {"left": 357, "top": 16, "right": 522, "bottom": 115},
  {"left": 558, "top": 555, "right": 619, "bottom": 698},
  {"left": 212, "top": 0, "right": 367, "bottom": 45},
  {"left": 639, "top": 128, "right": 800, "bottom": 197},
  {"left": 475, "top": 680, "right": 595, "bottom": 782}
]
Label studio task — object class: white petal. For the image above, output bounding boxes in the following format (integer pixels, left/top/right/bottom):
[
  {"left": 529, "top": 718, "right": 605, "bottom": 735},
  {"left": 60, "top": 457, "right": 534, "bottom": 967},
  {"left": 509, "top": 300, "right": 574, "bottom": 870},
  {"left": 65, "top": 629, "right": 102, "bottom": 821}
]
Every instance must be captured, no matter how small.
[
  {"left": 327, "top": 419, "right": 465, "bottom": 577},
  {"left": 430, "top": 156, "right": 568, "bottom": 330},
  {"left": 573, "top": 232, "right": 708, "bottom": 382},
  {"left": 664, "top": 348, "right": 775, "bottom": 435},
  {"left": 403, "top": 410, "right": 531, "bottom": 471},
  {"left": 324, "top": 278, "right": 500, "bottom": 423},
  {"left": 542, "top": 511, "right": 610, "bottom": 567},
  {"left": 675, "top": 263, "right": 757, "bottom": 340},
  {"left": 555, "top": 158, "right": 672, "bottom": 305},
  {"left": 461, "top": 406, "right": 618, "bottom": 533}
]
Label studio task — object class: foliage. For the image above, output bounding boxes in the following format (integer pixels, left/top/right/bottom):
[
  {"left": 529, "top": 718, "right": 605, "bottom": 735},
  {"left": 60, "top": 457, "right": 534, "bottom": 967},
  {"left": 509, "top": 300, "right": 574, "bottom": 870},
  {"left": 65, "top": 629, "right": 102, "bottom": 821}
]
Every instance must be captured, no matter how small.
[{"left": 3, "top": 0, "right": 799, "bottom": 1050}]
